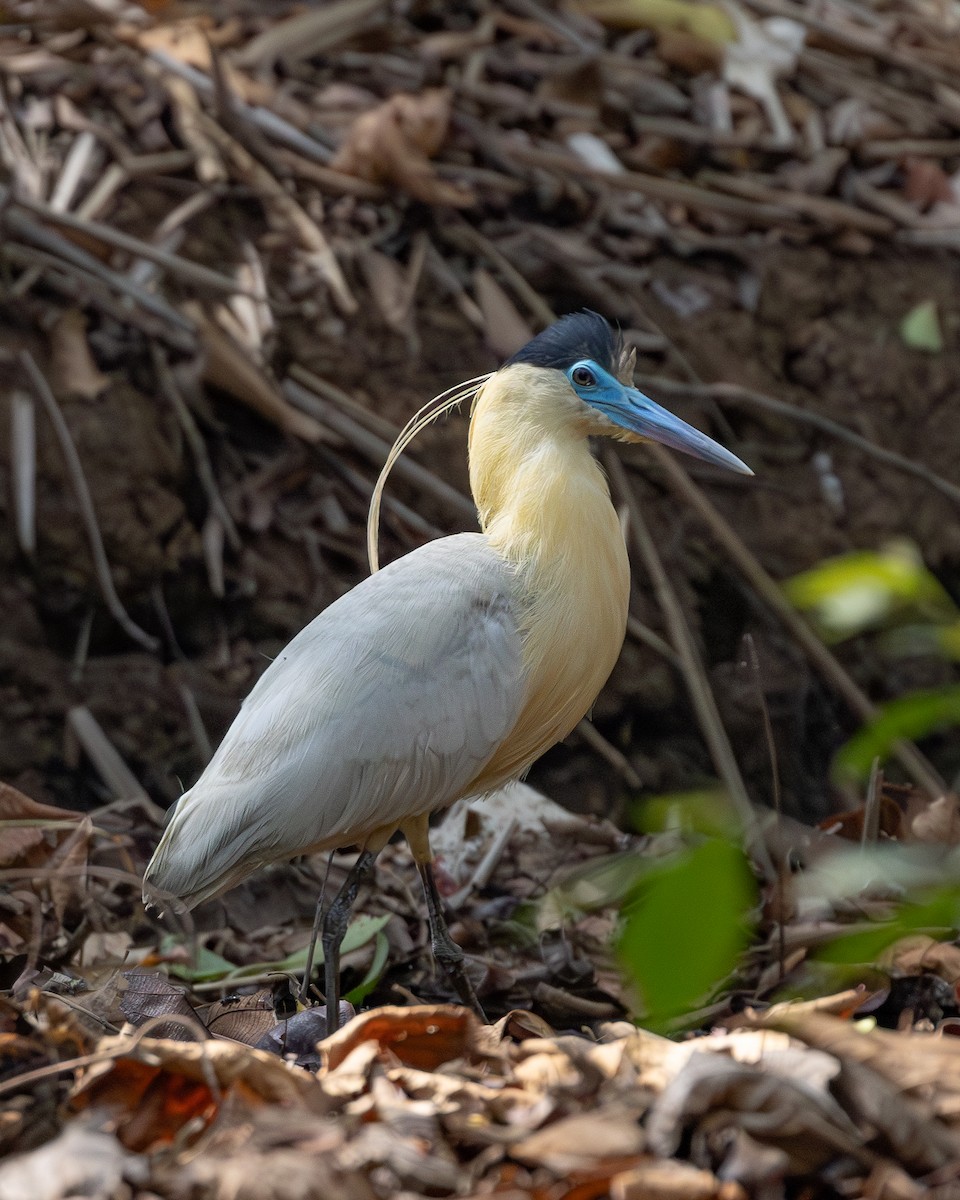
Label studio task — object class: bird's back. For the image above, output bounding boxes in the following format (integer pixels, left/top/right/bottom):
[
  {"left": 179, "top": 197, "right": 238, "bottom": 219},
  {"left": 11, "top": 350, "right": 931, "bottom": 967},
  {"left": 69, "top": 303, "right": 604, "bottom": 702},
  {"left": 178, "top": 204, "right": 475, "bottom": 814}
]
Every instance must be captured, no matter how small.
[{"left": 145, "top": 533, "right": 525, "bottom": 907}]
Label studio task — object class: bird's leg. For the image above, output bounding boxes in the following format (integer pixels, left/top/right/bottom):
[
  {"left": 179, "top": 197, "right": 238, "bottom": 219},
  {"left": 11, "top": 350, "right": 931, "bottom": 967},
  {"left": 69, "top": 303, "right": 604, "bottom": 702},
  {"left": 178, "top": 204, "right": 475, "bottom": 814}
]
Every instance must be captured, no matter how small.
[
  {"left": 299, "top": 851, "right": 334, "bottom": 1005},
  {"left": 416, "top": 859, "right": 487, "bottom": 1022},
  {"left": 322, "top": 848, "right": 377, "bottom": 1037}
]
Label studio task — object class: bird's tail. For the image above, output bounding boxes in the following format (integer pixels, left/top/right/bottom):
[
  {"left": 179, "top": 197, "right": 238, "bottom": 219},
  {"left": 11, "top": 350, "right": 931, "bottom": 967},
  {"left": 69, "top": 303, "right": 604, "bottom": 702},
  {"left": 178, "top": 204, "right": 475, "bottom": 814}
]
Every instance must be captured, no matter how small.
[{"left": 142, "top": 786, "right": 260, "bottom": 911}]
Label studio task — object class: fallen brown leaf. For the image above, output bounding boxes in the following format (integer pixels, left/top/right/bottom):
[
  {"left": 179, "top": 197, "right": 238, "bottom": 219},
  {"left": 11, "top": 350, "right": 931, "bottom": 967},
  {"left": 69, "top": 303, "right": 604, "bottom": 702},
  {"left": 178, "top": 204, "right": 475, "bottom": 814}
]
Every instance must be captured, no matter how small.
[
  {"left": 472, "top": 267, "right": 533, "bottom": 359},
  {"left": 0, "top": 1121, "right": 148, "bottom": 1200},
  {"left": 71, "top": 1031, "right": 330, "bottom": 1149},
  {"left": 331, "top": 88, "right": 473, "bottom": 206},
  {"left": 611, "top": 1157, "right": 747, "bottom": 1200},
  {"left": 510, "top": 1105, "right": 645, "bottom": 1172},
  {"left": 321, "top": 1004, "right": 481, "bottom": 1072},
  {"left": 910, "top": 794, "right": 960, "bottom": 843},
  {"left": 71, "top": 1055, "right": 218, "bottom": 1152},
  {"left": 47, "top": 310, "right": 109, "bottom": 400},
  {"left": 901, "top": 157, "right": 954, "bottom": 209},
  {"left": 879, "top": 934, "right": 960, "bottom": 985},
  {"left": 0, "top": 782, "right": 81, "bottom": 869}
]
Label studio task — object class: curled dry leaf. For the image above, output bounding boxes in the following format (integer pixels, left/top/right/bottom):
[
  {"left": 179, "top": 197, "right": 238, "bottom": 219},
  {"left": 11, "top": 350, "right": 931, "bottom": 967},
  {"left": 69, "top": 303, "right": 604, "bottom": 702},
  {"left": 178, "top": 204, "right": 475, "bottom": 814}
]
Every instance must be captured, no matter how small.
[
  {"left": 879, "top": 934, "right": 960, "bottom": 985},
  {"left": 70, "top": 1055, "right": 220, "bottom": 1153},
  {"left": 0, "top": 1122, "right": 148, "bottom": 1200},
  {"left": 472, "top": 267, "right": 533, "bottom": 359},
  {"left": 183, "top": 301, "right": 329, "bottom": 444},
  {"left": 119, "top": 969, "right": 198, "bottom": 1038},
  {"left": 910, "top": 793, "right": 960, "bottom": 842},
  {"left": 70, "top": 1031, "right": 330, "bottom": 1151},
  {"left": 611, "top": 1158, "right": 748, "bottom": 1200},
  {"left": 47, "top": 309, "right": 109, "bottom": 400},
  {"left": 0, "top": 782, "right": 81, "bottom": 869},
  {"left": 321, "top": 1004, "right": 482, "bottom": 1072},
  {"left": 510, "top": 1104, "right": 646, "bottom": 1172},
  {"left": 331, "top": 88, "right": 473, "bottom": 206}
]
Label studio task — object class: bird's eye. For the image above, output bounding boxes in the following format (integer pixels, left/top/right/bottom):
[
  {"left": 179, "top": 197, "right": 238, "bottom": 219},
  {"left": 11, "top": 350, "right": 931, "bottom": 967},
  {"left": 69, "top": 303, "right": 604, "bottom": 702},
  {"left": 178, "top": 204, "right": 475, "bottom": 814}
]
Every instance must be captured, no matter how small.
[{"left": 572, "top": 366, "right": 596, "bottom": 388}]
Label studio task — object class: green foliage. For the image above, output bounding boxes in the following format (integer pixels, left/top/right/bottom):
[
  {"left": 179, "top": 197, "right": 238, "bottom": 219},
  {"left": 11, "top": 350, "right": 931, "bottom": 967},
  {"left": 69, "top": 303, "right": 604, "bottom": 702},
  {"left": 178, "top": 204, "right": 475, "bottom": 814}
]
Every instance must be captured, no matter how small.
[
  {"left": 537, "top": 851, "right": 655, "bottom": 932},
  {"left": 785, "top": 542, "right": 960, "bottom": 782},
  {"left": 633, "top": 787, "right": 741, "bottom": 838},
  {"left": 900, "top": 300, "right": 944, "bottom": 352},
  {"left": 163, "top": 913, "right": 391, "bottom": 984},
  {"left": 345, "top": 929, "right": 391, "bottom": 1004},
  {"left": 815, "top": 887, "right": 957, "bottom": 965},
  {"left": 833, "top": 685, "right": 960, "bottom": 784},
  {"left": 784, "top": 542, "right": 954, "bottom": 642},
  {"left": 617, "top": 837, "right": 757, "bottom": 1027}
]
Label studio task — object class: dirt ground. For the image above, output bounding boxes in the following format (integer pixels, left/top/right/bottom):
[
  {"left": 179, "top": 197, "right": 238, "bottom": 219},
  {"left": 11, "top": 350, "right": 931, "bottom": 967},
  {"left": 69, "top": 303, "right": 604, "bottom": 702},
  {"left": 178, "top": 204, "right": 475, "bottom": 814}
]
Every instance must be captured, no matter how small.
[{"left": 2, "top": 239, "right": 959, "bottom": 827}]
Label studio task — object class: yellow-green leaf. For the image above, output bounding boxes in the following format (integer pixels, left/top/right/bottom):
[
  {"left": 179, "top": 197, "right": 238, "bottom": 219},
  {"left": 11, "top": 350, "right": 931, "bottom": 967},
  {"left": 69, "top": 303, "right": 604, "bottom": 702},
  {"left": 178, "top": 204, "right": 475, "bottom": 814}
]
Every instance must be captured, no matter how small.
[{"left": 900, "top": 300, "right": 943, "bottom": 352}]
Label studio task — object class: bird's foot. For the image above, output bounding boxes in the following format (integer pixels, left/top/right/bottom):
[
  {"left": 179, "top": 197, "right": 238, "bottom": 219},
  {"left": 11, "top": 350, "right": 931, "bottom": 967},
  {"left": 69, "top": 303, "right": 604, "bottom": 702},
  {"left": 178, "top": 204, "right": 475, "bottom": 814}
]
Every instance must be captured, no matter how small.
[{"left": 432, "top": 935, "right": 487, "bottom": 1023}]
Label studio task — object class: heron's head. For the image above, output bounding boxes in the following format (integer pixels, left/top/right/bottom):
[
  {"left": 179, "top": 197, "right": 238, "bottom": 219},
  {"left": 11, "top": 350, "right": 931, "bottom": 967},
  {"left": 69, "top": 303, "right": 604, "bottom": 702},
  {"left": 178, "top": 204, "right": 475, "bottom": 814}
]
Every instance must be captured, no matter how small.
[{"left": 503, "top": 311, "right": 752, "bottom": 475}]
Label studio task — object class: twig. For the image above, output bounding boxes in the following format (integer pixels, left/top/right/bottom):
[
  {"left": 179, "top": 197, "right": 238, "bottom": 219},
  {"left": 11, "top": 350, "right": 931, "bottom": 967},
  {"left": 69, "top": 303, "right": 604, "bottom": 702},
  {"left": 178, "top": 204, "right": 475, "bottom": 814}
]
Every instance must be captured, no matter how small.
[
  {"left": 193, "top": 111, "right": 357, "bottom": 315},
  {"left": 314, "top": 446, "right": 443, "bottom": 542},
  {"left": 744, "top": 634, "right": 785, "bottom": 980},
  {"left": 178, "top": 683, "right": 213, "bottom": 767},
  {"left": 532, "top": 981, "right": 620, "bottom": 1020},
  {"left": 0, "top": 241, "right": 196, "bottom": 353},
  {"left": 150, "top": 345, "right": 242, "bottom": 552},
  {"left": 202, "top": 515, "right": 226, "bottom": 600},
  {"left": 626, "top": 614, "right": 682, "bottom": 667},
  {"left": 605, "top": 449, "right": 776, "bottom": 883},
  {"left": 145, "top": 47, "right": 337, "bottom": 164},
  {"left": 283, "top": 378, "right": 477, "bottom": 524},
  {"left": 743, "top": 0, "right": 959, "bottom": 87},
  {"left": 2, "top": 205, "right": 196, "bottom": 335},
  {"left": 65, "top": 705, "right": 152, "bottom": 801},
  {"left": 183, "top": 302, "right": 328, "bottom": 444},
  {"left": 634, "top": 375, "right": 960, "bottom": 511},
  {"left": 272, "top": 147, "right": 385, "bottom": 199},
  {"left": 862, "top": 759, "right": 882, "bottom": 847},
  {"left": 500, "top": 141, "right": 798, "bottom": 225},
  {"left": 5, "top": 188, "right": 249, "bottom": 297},
  {"left": 574, "top": 719, "right": 642, "bottom": 790},
  {"left": 19, "top": 353, "right": 160, "bottom": 652},
  {"left": 9, "top": 389, "right": 36, "bottom": 555},
  {"left": 646, "top": 444, "right": 945, "bottom": 800},
  {"left": 697, "top": 169, "right": 895, "bottom": 235},
  {"left": 70, "top": 608, "right": 94, "bottom": 685},
  {"left": 231, "top": 0, "right": 389, "bottom": 70},
  {"left": 441, "top": 220, "right": 558, "bottom": 328},
  {"left": 446, "top": 815, "right": 518, "bottom": 909},
  {"left": 288, "top": 363, "right": 405, "bottom": 443},
  {"left": 860, "top": 137, "right": 960, "bottom": 160}
]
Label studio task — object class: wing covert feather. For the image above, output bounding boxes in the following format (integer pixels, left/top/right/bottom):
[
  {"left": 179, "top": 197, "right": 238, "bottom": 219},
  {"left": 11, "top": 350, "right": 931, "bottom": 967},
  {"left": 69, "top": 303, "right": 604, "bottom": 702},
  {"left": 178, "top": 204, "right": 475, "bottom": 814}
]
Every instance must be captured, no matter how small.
[{"left": 146, "top": 535, "right": 523, "bottom": 904}]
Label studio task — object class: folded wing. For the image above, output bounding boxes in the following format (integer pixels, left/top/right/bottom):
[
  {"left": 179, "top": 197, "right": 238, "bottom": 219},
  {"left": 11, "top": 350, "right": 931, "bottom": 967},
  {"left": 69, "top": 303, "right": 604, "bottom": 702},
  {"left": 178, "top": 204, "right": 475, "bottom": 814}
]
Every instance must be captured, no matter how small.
[{"left": 144, "top": 534, "right": 524, "bottom": 906}]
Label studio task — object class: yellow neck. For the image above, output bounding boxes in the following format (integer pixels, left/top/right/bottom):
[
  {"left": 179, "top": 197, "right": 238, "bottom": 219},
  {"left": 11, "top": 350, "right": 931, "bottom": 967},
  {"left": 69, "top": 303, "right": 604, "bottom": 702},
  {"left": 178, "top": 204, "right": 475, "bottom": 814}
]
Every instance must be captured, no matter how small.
[{"left": 466, "top": 365, "right": 631, "bottom": 785}]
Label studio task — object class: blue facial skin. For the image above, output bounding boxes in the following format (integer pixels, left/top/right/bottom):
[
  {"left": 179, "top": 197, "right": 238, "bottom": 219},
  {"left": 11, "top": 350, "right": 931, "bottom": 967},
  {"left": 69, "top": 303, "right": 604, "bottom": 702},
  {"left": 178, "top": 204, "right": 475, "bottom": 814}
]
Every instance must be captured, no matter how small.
[{"left": 565, "top": 360, "right": 753, "bottom": 476}]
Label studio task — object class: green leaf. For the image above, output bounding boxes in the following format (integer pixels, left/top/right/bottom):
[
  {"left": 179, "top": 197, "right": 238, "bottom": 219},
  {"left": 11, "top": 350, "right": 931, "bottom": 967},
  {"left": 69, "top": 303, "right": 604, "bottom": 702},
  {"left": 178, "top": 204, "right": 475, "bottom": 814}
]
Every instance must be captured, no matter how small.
[
  {"left": 816, "top": 889, "right": 958, "bottom": 964},
  {"left": 784, "top": 542, "right": 955, "bottom": 641},
  {"left": 537, "top": 851, "right": 654, "bottom": 932},
  {"left": 900, "top": 300, "right": 944, "bottom": 352},
  {"left": 617, "top": 838, "right": 756, "bottom": 1026},
  {"left": 164, "top": 914, "right": 391, "bottom": 985},
  {"left": 164, "top": 941, "right": 239, "bottom": 983},
  {"left": 633, "top": 788, "right": 740, "bottom": 838},
  {"left": 833, "top": 684, "right": 960, "bottom": 784},
  {"left": 345, "top": 930, "right": 390, "bottom": 1005}
]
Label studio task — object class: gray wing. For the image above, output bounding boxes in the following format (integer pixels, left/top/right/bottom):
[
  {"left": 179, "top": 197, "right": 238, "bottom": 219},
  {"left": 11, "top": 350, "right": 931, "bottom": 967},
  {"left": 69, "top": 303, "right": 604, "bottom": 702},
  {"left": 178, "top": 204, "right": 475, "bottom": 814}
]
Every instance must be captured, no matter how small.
[{"left": 145, "top": 534, "right": 523, "bottom": 905}]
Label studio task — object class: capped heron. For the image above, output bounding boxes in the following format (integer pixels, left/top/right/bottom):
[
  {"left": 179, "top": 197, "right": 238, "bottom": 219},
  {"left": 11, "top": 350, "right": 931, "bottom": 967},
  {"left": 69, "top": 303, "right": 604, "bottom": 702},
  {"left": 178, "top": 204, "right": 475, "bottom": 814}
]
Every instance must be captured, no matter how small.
[{"left": 144, "top": 312, "right": 751, "bottom": 1033}]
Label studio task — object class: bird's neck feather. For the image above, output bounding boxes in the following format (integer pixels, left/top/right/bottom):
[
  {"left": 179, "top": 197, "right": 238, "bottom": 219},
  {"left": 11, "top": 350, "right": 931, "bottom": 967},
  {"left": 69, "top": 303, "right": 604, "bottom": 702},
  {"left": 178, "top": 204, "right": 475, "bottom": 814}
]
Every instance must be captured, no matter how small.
[
  {"left": 469, "top": 365, "right": 603, "bottom": 564},
  {"left": 466, "top": 366, "right": 631, "bottom": 785}
]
